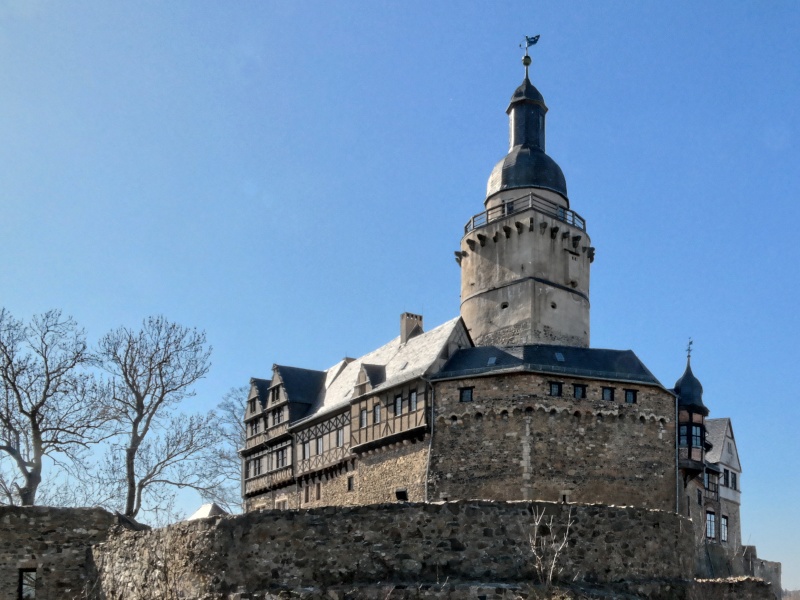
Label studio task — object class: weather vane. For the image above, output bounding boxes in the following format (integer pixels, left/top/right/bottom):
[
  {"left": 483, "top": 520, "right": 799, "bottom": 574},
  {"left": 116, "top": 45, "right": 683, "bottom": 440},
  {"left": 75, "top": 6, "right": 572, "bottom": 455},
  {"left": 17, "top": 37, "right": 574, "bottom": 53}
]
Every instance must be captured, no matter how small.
[
  {"left": 519, "top": 35, "right": 540, "bottom": 78},
  {"left": 686, "top": 338, "right": 693, "bottom": 360}
]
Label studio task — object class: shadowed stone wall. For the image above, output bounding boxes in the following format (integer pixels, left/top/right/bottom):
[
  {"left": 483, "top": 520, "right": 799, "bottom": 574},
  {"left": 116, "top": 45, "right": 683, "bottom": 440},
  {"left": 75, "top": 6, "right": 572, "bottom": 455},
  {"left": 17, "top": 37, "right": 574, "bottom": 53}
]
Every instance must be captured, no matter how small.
[{"left": 0, "top": 506, "right": 115, "bottom": 600}]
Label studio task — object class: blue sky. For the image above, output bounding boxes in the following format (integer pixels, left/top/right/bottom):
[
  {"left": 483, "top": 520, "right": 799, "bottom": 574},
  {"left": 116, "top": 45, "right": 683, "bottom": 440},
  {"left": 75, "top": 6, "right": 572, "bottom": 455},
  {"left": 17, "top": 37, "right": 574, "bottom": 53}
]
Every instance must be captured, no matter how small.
[{"left": 1, "top": 0, "right": 799, "bottom": 587}]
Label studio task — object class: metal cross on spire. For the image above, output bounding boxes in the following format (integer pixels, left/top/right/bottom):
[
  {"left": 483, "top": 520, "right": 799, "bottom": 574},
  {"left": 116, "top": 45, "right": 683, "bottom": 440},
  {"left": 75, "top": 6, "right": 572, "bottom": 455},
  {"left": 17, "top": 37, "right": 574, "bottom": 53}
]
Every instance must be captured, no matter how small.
[
  {"left": 686, "top": 338, "right": 694, "bottom": 360},
  {"left": 519, "top": 35, "right": 540, "bottom": 79}
]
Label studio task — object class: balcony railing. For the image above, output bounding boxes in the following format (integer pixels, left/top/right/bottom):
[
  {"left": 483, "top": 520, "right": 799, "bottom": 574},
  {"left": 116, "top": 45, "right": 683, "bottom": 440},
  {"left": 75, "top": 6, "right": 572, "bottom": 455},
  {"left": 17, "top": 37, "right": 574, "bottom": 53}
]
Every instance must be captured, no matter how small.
[
  {"left": 464, "top": 191, "right": 586, "bottom": 235},
  {"left": 244, "top": 466, "right": 293, "bottom": 495}
]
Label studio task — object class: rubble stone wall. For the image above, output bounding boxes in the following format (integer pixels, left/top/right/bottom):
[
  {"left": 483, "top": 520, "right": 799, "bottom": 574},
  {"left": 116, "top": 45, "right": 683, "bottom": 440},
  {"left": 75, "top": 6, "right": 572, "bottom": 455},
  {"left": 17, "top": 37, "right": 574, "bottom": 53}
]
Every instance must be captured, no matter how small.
[
  {"left": 93, "top": 500, "right": 695, "bottom": 600},
  {"left": 430, "top": 373, "right": 676, "bottom": 511},
  {"left": 0, "top": 506, "right": 115, "bottom": 600}
]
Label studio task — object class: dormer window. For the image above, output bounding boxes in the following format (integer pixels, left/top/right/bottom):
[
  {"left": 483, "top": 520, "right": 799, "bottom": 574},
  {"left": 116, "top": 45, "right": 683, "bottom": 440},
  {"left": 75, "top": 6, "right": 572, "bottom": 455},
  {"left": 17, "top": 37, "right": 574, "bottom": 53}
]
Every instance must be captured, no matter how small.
[
  {"left": 271, "top": 386, "right": 280, "bottom": 404},
  {"left": 249, "top": 398, "right": 257, "bottom": 413}
]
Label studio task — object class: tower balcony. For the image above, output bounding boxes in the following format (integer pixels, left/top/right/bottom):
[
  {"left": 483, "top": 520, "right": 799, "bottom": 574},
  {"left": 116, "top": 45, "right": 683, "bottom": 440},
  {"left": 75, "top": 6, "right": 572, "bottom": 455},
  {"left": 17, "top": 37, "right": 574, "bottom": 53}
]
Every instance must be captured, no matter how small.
[{"left": 464, "top": 191, "right": 586, "bottom": 235}]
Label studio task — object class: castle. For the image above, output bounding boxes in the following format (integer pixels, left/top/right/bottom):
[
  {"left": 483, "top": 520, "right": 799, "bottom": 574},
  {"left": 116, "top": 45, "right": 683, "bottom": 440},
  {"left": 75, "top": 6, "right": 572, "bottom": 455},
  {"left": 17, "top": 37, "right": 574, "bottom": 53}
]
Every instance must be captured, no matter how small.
[
  {"left": 239, "top": 46, "right": 779, "bottom": 588},
  {"left": 0, "top": 44, "right": 783, "bottom": 600}
]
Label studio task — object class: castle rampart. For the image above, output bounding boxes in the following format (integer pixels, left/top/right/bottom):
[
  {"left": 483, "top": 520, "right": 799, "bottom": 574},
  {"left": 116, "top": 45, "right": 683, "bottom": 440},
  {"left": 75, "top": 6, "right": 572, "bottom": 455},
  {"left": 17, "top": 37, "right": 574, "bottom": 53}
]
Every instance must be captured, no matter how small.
[{"left": 0, "top": 503, "right": 778, "bottom": 599}]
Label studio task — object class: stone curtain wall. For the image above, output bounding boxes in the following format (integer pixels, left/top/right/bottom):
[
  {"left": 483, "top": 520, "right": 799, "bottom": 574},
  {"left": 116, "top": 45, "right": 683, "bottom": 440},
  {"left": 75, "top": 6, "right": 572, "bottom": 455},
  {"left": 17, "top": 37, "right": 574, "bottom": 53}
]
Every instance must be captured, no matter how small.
[
  {"left": 430, "top": 374, "right": 676, "bottom": 511},
  {"left": 0, "top": 506, "right": 115, "bottom": 600},
  {"left": 93, "top": 501, "right": 695, "bottom": 599}
]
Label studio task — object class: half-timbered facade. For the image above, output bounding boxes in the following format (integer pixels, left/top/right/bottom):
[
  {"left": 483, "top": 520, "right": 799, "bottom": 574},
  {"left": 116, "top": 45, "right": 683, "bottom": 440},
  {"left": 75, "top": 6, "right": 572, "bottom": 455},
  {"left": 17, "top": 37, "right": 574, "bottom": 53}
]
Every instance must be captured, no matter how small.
[{"left": 241, "top": 314, "right": 473, "bottom": 511}]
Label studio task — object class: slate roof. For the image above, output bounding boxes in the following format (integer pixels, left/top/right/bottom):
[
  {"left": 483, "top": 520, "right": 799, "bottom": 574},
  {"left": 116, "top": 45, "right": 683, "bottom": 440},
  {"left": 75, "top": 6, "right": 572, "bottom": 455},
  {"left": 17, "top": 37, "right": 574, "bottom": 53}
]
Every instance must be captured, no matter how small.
[
  {"left": 432, "top": 344, "right": 663, "bottom": 387},
  {"left": 249, "top": 378, "right": 271, "bottom": 406},
  {"left": 290, "top": 317, "right": 465, "bottom": 428},
  {"left": 704, "top": 418, "right": 730, "bottom": 464},
  {"left": 275, "top": 365, "right": 326, "bottom": 405}
]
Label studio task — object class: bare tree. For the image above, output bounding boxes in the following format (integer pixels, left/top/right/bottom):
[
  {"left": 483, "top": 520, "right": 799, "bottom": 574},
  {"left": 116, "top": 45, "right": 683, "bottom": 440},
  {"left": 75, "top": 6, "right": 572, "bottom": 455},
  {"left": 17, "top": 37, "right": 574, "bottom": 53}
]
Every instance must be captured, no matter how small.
[
  {"left": 529, "top": 505, "right": 574, "bottom": 587},
  {"left": 96, "top": 315, "right": 219, "bottom": 518},
  {"left": 209, "top": 386, "right": 248, "bottom": 511},
  {"left": 0, "top": 309, "right": 103, "bottom": 505}
]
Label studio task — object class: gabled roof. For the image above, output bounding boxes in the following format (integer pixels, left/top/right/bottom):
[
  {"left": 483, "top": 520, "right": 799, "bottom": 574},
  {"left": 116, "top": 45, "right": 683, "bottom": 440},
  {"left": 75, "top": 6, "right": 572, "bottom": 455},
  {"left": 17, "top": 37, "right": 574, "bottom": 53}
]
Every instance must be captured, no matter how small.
[
  {"left": 432, "top": 344, "right": 663, "bottom": 387},
  {"left": 705, "top": 418, "right": 740, "bottom": 470},
  {"left": 290, "top": 317, "right": 468, "bottom": 428}
]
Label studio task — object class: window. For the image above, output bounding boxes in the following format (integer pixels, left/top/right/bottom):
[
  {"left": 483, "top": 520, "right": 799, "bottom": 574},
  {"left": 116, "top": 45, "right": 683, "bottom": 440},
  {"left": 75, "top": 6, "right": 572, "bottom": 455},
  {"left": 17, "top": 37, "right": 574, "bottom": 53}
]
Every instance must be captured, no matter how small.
[
  {"left": 697, "top": 489, "right": 702, "bottom": 506},
  {"left": 394, "top": 395, "right": 403, "bottom": 416},
  {"left": 316, "top": 437, "right": 323, "bottom": 456},
  {"left": 275, "top": 447, "right": 288, "bottom": 468},
  {"left": 315, "top": 482, "right": 321, "bottom": 500},
  {"left": 624, "top": 389, "right": 637, "bottom": 404},
  {"left": 249, "top": 420, "right": 260, "bottom": 437},
  {"left": 679, "top": 425, "right": 688, "bottom": 447},
  {"left": 721, "top": 516, "right": 728, "bottom": 543},
  {"left": 573, "top": 384, "right": 586, "bottom": 399},
  {"left": 727, "top": 441, "right": 733, "bottom": 455},
  {"left": 347, "top": 475, "right": 354, "bottom": 491},
  {"left": 244, "top": 460, "right": 250, "bottom": 479},
  {"left": 706, "top": 511, "right": 716, "bottom": 540},
  {"left": 549, "top": 382, "right": 563, "bottom": 397},
  {"left": 275, "top": 499, "right": 288, "bottom": 510},
  {"left": 691, "top": 425, "right": 702, "bottom": 448},
  {"left": 271, "top": 386, "right": 280, "bottom": 404},
  {"left": 336, "top": 428, "right": 344, "bottom": 447},
  {"left": 302, "top": 440, "right": 311, "bottom": 460},
  {"left": 723, "top": 469, "right": 729, "bottom": 487},
  {"left": 19, "top": 569, "right": 36, "bottom": 600},
  {"left": 731, "top": 472, "right": 738, "bottom": 491},
  {"left": 459, "top": 388, "right": 473, "bottom": 403},
  {"left": 272, "top": 409, "right": 283, "bottom": 427},
  {"left": 602, "top": 387, "right": 614, "bottom": 401},
  {"left": 360, "top": 408, "right": 368, "bottom": 428},
  {"left": 410, "top": 390, "right": 418, "bottom": 411},
  {"left": 373, "top": 404, "right": 381, "bottom": 424},
  {"left": 304, "top": 485, "right": 310, "bottom": 503},
  {"left": 249, "top": 398, "right": 256, "bottom": 413}
]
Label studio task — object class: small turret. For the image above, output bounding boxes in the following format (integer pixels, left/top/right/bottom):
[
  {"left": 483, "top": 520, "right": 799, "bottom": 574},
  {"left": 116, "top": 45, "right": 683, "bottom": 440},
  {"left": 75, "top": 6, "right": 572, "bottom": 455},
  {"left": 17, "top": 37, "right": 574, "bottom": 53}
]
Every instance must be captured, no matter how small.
[{"left": 675, "top": 343, "right": 708, "bottom": 475}]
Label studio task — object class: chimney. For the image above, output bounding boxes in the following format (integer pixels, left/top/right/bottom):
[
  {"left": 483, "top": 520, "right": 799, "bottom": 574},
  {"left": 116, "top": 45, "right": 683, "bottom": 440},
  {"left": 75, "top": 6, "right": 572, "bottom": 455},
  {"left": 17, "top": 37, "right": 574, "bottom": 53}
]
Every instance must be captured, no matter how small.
[{"left": 400, "top": 312, "right": 423, "bottom": 344}]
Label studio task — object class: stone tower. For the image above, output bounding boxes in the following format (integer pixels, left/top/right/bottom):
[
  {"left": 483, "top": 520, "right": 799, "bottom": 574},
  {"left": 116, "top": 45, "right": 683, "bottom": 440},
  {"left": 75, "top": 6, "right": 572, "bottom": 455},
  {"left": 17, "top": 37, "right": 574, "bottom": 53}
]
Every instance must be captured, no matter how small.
[{"left": 458, "top": 49, "right": 593, "bottom": 347}]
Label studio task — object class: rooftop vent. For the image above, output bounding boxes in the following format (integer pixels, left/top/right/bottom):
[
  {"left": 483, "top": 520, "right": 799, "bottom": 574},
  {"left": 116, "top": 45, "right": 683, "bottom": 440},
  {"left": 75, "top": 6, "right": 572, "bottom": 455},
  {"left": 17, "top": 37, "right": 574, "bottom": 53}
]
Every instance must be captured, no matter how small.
[
  {"left": 555, "top": 352, "right": 565, "bottom": 362},
  {"left": 488, "top": 356, "right": 497, "bottom": 366}
]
